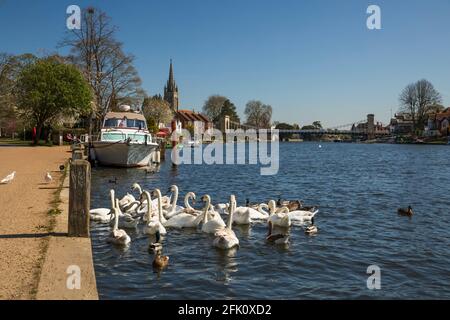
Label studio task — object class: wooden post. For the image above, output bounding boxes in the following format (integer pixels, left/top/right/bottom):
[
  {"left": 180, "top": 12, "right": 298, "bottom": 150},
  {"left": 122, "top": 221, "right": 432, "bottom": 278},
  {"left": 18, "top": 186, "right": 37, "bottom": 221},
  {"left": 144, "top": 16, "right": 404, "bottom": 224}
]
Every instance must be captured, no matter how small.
[{"left": 68, "top": 160, "right": 91, "bottom": 237}]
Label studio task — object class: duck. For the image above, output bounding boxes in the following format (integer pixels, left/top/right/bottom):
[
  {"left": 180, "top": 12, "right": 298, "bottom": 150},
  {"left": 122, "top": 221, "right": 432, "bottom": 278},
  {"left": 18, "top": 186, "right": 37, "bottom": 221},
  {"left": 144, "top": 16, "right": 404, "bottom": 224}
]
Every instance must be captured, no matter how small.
[
  {"left": 266, "top": 221, "right": 289, "bottom": 245},
  {"left": 305, "top": 217, "right": 318, "bottom": 235},
  {"left": 148, "top": 230, "right": 163, "bottom": 254},
  {"left": 90, "top": 189, "right": 115, "bottom": 223},
  {"left": 142, "top": 191, "right": 167, "bottom": 235},
  {"left": 0, "top": 171, "right": 15, "bottom": 184},
  {"left": 213, "top": 195, "right": 239, "bottom": 250},
  {"left": 398, "top": 206, "right": 413, "bottom": 216},
  {"left": 154, "top": 189, "right": 203, "bottom": 229},
  {"left": 267, "top": 200, "right": 291, "bottom": 228},
  {"left": 107, "top": 206, "right": 131, "bottom": 246},
  {"left": 276, "top": 198, "right": 302, "bottom": 212},
  {"left": 152, "top": 250, "right": 169, "bottom": 270},
  {"left": 201, "top": 195, "right": 226, "bottom": 234}
]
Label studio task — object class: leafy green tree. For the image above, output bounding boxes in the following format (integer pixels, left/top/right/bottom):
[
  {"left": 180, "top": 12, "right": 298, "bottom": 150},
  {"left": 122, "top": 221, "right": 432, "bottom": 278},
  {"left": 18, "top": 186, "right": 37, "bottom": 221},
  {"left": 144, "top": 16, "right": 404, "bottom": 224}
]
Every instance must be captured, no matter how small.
[
  {"left": 16, "top": 57, "right": 92, "bottom": 144},
  {"left": 312, "top": 121, "right": 322, "bottom": 129},
  {"left": 219, "top": 99, "right": 240, "bottom": 123}
]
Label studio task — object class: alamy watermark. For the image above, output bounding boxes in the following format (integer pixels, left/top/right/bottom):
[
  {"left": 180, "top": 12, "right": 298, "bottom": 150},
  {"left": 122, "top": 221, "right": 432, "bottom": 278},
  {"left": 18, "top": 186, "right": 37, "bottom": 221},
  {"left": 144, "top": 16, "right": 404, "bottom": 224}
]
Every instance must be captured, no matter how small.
[
  {"left": 66, "top": 265, "right": 81, "bottom": 290},
  {"left": 66, "top": 5, "right": 81, "bottom": 30},
  {"left": 367, "top": 5, "right": 381, "bottom": 30},
  {"left": 169, "top": 122, "right": 279, "bottom": 176},
  {"left": 366, "top": 265, "right": 381, "bottom": 290}
]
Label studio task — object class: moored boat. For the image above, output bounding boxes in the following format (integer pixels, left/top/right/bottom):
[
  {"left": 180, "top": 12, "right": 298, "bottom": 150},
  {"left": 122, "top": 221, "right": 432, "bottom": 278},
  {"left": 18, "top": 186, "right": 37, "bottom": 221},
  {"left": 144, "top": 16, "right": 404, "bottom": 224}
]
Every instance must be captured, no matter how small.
[{"left": 92, "top": 106, "right": 159, "bottom": 167}]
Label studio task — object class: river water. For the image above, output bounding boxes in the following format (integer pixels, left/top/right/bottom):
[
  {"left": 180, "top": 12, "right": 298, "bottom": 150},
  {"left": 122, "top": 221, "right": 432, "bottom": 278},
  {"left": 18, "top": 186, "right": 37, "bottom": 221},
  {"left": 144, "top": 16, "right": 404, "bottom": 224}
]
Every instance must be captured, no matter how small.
[{"left": 90, "top": 142, "right": 450, "bottom": 299}]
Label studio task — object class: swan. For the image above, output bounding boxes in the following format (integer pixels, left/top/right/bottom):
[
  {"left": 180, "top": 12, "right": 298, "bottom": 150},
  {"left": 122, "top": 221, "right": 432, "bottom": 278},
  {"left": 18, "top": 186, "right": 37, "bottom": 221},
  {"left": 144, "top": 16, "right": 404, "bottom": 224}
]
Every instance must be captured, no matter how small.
[
  {"left": 110, "top": 199, "right": 140, "bottom": 229},
  {"left": 0, "top": 171, "right": 15, "bottom": 184},
  {"left": 305, "top": 217, "right": 318, "bottom": 235},
  {"left": 398, "top": 206, "right": 413, "bottom": 216},
  {"left": 232, "top": 205, "right": 252, "bottom": 225},
  {"left": 90, "top": 189, "right": 115, "bottom": 223},
  {"left": 201, "top": 195, "right": 226, "bottom": 234},
  {"left": 107, "top": 206, "right": 131, "bottom": 246},
  {"left": 213, "top": 195, "right": 239, "bottom": 250},
  {"left": 287, "top": 208, "right": 319, "bottom": 222},
  {"left": 175, "top": 192, "right": 202, "bottom": 215},
  {"left": 266, "top": 221, "right": 289, "bottom": 245},
  {"left": 142, "top": 191, "right": 167, "bottom": 235},
  {"left": 215, "top": 203, "right": 229, "bottom": 215},
  {"left": 118, "top": 192, "right": 136, "bottom": 210},
  {"left": 163, "top": 185, "right": 184, "bottom": 219},
  {"left": 152, "top": 189, "right": 203, "bottom": 229},
  {"left": 267, "top": 200, "right": 291, "bottom": 228}
]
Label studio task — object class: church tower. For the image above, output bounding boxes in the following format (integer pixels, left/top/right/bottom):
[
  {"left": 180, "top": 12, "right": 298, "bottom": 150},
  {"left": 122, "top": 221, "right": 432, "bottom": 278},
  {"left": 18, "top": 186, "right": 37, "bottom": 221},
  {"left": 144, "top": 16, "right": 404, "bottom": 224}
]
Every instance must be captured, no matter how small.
[{"left": 163, "top": 60, "right": 179, "bottom": 111}]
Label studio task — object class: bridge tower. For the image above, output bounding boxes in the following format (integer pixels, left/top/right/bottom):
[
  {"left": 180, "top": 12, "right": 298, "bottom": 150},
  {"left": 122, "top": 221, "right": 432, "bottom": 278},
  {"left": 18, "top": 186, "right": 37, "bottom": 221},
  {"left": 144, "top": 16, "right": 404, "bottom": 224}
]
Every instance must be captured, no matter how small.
[{"left": 367, "top": 114, "right": 375, "bottom": 140}]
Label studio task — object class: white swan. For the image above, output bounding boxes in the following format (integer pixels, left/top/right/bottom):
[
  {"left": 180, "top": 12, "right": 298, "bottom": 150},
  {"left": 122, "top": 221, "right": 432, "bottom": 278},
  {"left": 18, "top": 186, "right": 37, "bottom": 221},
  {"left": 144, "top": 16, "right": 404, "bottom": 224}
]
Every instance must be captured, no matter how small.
[
  {"left": 267, "top": 200, "right": 291, "bottom": 228},
  {"left": 110, "top": 199, "right": 140, "bottom": 229},
  {"left": 287, "top": 208, "right": 318, "bottom": 222},
  {"left": 107, "top": 206, "right": 131, "bottom": 246},
  {"left": 118, "top": 192, "right": 136, "bottom": 210},
  {"left": 201, "top": 195, "right": 226, "bottom": 234},
  {"left": 90, "top": 189, "right": 115, "bottom": 223},
  {"left": 142, "top": 191, "right": 167, "bottom": 235},
  {"left": 213, "top": 195, "right": 239, "bottom": 250},
  {"left": 163, "top": 185, "right": 184, "bottom": 219},
  {"left": 152, "top": 188, "right": 203, "bottom": 229}
]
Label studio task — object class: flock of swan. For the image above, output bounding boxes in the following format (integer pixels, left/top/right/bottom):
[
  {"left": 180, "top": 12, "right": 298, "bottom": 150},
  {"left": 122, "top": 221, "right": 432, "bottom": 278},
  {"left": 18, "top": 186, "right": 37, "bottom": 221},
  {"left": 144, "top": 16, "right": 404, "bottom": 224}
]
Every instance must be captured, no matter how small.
[{"left": 90, "top": 183, "right": 319, "bottom": 269}]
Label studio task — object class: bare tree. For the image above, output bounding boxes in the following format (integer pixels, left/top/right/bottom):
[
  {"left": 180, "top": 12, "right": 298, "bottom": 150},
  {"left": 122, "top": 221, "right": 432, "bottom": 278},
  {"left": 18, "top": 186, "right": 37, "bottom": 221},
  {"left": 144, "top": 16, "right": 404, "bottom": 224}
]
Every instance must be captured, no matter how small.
[
  {"left": 399, "top": 79, "right": 442, "bottom": 132},
  {"left": 60, "top": 7, "right": 144, "bottom": 133},
  {"left": 244, "top": 100, "right": 272, "bottom": 128}
]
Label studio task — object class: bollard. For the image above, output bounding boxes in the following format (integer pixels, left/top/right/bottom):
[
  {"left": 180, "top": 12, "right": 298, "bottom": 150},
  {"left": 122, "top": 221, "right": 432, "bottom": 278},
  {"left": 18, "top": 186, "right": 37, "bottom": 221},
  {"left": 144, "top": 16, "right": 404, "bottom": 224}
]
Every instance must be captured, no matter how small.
[{"left": 68, "top": 160, "right": 91, "bottom": 237}]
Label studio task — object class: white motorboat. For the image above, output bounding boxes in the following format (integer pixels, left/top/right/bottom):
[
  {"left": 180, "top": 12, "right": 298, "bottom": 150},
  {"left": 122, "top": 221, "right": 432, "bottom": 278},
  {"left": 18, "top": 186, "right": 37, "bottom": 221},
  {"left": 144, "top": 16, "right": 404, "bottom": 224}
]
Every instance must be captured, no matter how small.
[{"left": 92, "top": 107, "right": 159, "bottom": 167}]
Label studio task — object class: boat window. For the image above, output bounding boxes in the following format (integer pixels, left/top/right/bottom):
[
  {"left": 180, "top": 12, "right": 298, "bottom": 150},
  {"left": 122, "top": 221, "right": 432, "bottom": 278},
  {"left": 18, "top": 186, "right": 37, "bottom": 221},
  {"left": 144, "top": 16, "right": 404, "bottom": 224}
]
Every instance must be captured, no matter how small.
[
  {"left": 102, "top": 132, "right": 126, "bottom": 141},
  {"left": 126, "top": 119, "right": 146, "bottom": 129},
  {"left": 127, "top": 134, "right": 148, "bottom": 143}
]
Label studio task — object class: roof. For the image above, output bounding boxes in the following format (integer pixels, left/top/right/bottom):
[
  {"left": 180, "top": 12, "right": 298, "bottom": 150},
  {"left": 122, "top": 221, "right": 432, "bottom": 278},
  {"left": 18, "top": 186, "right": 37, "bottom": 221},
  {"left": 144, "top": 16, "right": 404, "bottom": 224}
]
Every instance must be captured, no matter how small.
[
  {"left": 104, "top": 112, "right": 146, "bottom": 121},
  {"left": 436, "top": 108, "right": 450, "bottom": 121},
  {"left": 175, "top": 110, "right": 211, "bottom": 123}
]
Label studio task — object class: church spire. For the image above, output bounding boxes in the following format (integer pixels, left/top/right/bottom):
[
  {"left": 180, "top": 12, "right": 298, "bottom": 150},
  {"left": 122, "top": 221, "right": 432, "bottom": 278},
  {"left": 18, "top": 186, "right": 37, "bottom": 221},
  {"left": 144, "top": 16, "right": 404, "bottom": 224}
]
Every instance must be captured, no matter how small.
[
  {"left": 167, "top": 59, "right": 175, "bottom": 91},
  {"left": 164, "top": 59, "right": 179, "bottom": 111}
]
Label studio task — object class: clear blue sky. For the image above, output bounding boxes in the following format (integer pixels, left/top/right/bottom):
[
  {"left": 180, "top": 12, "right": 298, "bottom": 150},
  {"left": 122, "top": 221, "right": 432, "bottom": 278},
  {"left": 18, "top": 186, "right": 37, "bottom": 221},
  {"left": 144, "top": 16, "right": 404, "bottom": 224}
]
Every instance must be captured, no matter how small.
[{"left": 1, "top": 0, "right": 450, "bottom": 127}]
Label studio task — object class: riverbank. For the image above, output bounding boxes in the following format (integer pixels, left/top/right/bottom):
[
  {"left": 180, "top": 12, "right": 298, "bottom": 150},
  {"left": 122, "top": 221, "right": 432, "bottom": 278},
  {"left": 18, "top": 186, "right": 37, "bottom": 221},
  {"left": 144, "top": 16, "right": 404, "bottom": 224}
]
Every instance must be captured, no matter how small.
[{"left": 0, "top": 146, "right": 98, "bottom": 300}]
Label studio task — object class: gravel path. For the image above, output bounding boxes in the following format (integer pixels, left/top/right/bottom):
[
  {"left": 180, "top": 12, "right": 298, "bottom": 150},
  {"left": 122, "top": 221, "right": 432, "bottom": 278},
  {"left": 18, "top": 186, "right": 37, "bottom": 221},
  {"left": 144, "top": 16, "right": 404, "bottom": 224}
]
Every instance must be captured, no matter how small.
[{"left": 0, "top": 146, "right": 70, "bottom": 299}]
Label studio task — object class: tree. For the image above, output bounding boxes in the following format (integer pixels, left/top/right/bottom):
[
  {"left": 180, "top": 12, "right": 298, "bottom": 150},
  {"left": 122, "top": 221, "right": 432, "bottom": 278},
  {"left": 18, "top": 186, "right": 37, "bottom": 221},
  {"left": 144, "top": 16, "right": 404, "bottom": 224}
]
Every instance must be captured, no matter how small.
[
  {"left": 61, "top": 7, "right": 144, "bottom": 133},
  {"left": 15, "top": 57, "right": 92, "bottom": 144},
  {"left": 312, "top": 121, "right": 322, "bottom": 129},
  {"left": 202, "top": 95, "right": 227, "bottom": 124},
  {"left": 0, "top": 53, "right": 37, "bottom": 135},
  {"left": 142, "top": 96, "right": 173, "bottom": 131},
  {"left": 219, "top": 99, "right": 240, "bottom": 123},
  {"left": 399, "top": 79, "right": 442, "bottom": 133},
  {"left": 244, "top": 100, "right": 272, "bottom": 128}
]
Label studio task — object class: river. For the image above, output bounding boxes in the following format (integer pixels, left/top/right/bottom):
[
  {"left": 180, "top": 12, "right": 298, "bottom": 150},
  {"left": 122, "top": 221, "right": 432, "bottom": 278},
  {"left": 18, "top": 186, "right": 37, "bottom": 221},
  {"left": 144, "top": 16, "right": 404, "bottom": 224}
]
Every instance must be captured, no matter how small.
[{"left": 90, "top": 142, "right": 450, "bottom": 299}]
